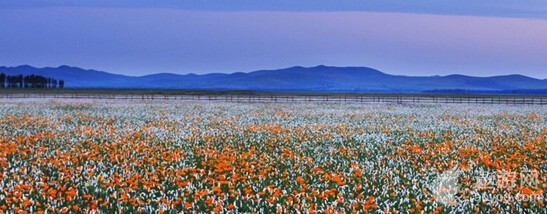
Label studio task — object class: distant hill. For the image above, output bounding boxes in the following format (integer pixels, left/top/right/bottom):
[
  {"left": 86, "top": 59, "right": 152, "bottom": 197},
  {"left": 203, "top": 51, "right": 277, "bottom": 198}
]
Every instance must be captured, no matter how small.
[{"left": 1, "top": 65, "right": 546, "bottom": 93}]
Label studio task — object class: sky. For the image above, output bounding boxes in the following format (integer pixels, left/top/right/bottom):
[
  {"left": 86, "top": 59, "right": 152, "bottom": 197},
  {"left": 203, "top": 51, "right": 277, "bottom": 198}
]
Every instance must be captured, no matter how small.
[{"left": 1, "top": 1, "right": 546, "bottom": 78}]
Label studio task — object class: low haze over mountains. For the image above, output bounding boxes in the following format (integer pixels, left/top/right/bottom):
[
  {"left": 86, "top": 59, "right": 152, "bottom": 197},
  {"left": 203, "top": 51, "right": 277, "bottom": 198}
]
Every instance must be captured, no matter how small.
[{"left": 1, "top": 65, "right": 546, "bottom": 93}]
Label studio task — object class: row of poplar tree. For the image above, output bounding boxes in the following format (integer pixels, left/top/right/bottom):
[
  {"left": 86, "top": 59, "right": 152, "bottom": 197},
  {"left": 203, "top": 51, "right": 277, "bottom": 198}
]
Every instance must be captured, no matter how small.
[{"left": 0, "top": 73, "right": 64, "bottom": 88}]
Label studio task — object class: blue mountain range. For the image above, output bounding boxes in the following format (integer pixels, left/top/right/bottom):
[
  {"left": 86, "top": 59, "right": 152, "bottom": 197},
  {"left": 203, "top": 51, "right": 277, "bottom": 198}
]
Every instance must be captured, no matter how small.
[{"left": 1, "top": 65, "right": 546, "bottom": 93}]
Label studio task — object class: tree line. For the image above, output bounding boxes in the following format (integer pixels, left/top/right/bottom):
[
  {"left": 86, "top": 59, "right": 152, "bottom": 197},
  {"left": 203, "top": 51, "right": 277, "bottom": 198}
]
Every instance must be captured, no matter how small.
[{"left": 0, "top": 73, "right": 64, "bottom": 89}]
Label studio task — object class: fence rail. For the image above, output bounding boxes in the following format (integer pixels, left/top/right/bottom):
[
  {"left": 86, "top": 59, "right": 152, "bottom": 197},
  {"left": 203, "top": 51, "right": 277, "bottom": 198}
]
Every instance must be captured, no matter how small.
[{"left": 1, "top": 93, "right": 546, "bottom": 105}]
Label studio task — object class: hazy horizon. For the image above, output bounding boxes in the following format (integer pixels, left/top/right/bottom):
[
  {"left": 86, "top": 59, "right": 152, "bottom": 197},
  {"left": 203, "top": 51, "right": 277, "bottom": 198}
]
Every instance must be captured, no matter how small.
[{"left": 2, "top": 64, "right": 547, "bottom": 80}]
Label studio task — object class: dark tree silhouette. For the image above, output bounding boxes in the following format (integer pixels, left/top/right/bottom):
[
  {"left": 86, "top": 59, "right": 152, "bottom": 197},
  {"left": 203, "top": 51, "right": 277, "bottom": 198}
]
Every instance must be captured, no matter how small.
[
  {"left": 0, "top": 73, "right": 5, "bottom": 88},
  {"left": 0, "top": 73, "right": 64, "bottom": 89},
  {"left": 17, "top": 75, "right": 23, "bottom": 88},
  {"left": 7, "top": 75, "right": 17, "bottom": 87}
]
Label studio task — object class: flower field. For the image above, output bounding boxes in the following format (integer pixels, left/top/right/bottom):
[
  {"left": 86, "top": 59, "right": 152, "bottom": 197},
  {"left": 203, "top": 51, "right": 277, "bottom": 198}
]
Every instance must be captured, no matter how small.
[{"left": 0, "top": 99, "right": 545, "bottom": 213}]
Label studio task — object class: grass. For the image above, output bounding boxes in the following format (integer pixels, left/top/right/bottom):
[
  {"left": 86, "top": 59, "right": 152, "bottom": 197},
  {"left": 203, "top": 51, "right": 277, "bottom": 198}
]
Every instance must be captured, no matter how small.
[{"left": 1, "top": 88, "right": 546, "bottom": 98}]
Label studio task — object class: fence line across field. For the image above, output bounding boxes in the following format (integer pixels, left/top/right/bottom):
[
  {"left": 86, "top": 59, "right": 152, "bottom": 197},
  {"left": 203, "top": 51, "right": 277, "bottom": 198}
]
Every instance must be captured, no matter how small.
[{"left": 1, "top": 93, "right": 546, "bottom": 105}]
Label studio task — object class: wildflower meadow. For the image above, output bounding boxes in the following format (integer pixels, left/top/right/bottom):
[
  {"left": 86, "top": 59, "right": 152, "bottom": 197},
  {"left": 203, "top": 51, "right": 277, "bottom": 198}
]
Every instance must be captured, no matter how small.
[{"left": 0, "top": 100, "right": 545, "bottom": 213}]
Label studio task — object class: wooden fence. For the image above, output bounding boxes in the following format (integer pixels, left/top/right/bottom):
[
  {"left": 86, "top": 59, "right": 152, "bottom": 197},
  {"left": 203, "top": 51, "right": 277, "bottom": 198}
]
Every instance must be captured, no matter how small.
[{"left": 1, "top": 93, "right": 546, "bottom": 105}]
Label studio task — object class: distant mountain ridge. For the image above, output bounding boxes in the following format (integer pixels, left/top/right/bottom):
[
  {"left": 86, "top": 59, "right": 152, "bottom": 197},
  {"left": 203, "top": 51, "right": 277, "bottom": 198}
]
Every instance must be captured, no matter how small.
[{"left": 1, "top": 65, "right": 546, "bottom": 93}]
